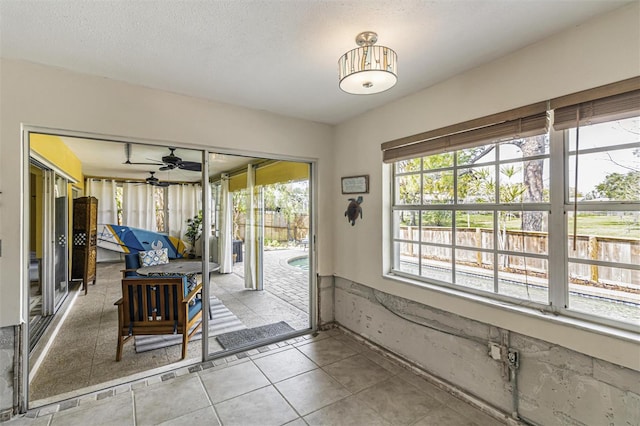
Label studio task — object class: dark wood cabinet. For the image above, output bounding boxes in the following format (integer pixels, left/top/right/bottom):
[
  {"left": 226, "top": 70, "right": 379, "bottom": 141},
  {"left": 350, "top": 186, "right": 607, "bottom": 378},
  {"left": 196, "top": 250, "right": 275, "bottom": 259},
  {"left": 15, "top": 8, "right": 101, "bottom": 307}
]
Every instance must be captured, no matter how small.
[{"left": 72, "top": 196, "right": 98, "bottom": 294}]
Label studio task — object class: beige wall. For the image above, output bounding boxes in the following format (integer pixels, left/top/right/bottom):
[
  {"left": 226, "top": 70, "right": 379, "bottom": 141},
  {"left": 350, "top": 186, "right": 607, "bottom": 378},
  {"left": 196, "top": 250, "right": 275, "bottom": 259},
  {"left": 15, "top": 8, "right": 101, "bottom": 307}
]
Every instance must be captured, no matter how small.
[
  {"left": 332, "top": 2, "right": 640, "bottom": 370},
  {"left": 0, "top": 59, "right": 334, "bottom": 326}
]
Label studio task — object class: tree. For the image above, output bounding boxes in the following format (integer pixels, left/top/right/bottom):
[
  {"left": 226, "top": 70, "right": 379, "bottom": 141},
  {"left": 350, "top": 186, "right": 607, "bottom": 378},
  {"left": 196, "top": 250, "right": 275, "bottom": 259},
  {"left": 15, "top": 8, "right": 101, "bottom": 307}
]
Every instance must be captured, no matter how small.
[
  {"left": 262, "top": 181, "right": 309, "bottom": 242},
  {"left": 457, "top": 135, "right": 547, "bottom": 231},
  {"left": 496, "top": 165, "right": 527, "bottom": 254},
  {"left": 594, "top": 171, "right": 640, "bottom": 201},
  {"left": 397, "top": 173, "right": 421, "bottom": 226},
  {"left": 232, "top": 190, "right": 247, "bottom": 240},
  {"left": 459, "top": 166, "right": 495, "bottom": 203},
  {"left": 514, "top": 135, "right": 546, "bottom": 230},
  {"left": 397, "top": 134, "right": 548, "bottom": 232}
]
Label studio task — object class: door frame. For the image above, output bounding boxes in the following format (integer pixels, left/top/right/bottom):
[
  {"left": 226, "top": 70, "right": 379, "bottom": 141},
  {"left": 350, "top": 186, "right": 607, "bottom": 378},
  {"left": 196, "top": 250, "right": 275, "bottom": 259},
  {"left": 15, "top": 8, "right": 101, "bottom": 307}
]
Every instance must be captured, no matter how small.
[
  {"left": 29, "top": 157, "right": 75, "bottom": 314},
  {"left": 25, "top": 158, "right": 77, "bottom": 304},
  {"left": 19, "top": 125, "right": 318, "bottom": 410},
  {"left": 203, "top": 156, "right": 317, "bottom": 358},
  {"left": 26, "top": 162, "right": 72, "bottom": 348}
]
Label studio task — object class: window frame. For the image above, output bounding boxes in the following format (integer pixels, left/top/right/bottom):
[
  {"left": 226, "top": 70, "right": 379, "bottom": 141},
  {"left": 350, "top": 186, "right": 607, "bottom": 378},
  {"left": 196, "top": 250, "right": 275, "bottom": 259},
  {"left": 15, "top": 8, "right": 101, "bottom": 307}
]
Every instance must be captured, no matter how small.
[
  {"left": 557, "top": 119, "right": 639, "bottom": 329},
  {"left": 389, "top": 117, "right": 639, "bottom": 333},
  {"left": 391, "top": 134, "right": 553, "bottom": 311}
]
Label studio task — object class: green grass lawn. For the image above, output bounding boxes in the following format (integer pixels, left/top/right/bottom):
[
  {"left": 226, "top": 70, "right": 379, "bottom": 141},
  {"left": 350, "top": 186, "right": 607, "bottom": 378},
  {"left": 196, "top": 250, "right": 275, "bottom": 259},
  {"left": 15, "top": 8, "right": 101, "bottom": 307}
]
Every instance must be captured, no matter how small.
[
  {"left": 456, "top": 213, "right": 639, "bottom": 239},
  {"left": 570, "top": 214, "right": 640, "bottom": 239}
]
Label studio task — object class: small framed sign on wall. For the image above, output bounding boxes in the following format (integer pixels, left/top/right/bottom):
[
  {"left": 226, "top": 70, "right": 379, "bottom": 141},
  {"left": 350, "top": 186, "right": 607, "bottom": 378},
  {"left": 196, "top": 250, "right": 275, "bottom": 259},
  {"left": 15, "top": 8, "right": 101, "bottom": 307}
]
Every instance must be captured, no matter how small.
[{"left": 341, "top": 175, "right": 369, "bottom": 194}]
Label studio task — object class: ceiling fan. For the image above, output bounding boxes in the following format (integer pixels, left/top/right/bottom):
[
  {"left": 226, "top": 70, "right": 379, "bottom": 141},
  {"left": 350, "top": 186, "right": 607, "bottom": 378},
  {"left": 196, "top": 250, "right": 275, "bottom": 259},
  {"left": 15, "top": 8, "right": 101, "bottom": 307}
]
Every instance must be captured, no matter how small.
[
  {"left": 144, "top": 171, "right": 177, "bottom": 187},
  {"left": 158, "top": 147, "right": 201, "bottom": 171},
  {"left": 123, "top": 143, "right": 202, "bottom": 172}
]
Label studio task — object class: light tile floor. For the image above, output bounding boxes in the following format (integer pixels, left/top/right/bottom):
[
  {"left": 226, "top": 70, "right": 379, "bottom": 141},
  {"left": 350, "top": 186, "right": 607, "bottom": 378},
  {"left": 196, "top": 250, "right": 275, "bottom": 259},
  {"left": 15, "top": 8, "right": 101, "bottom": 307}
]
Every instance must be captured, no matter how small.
[{"left": 11, "top": 330, "right": 506, "bottom": 425}]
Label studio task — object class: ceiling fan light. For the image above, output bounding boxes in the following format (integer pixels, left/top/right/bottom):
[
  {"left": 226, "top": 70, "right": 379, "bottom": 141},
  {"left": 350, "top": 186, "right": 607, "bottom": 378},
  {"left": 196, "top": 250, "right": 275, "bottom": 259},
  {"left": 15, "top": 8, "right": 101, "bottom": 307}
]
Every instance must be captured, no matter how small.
[{"left": 338, "top": 32, "right": 397, "bottom": 95}]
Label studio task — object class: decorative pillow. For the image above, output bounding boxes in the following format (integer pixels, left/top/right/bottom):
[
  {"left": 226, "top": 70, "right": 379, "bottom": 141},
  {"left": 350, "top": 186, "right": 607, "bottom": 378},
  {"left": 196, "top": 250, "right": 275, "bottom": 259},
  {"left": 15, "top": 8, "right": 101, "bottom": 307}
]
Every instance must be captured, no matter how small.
[{"left": 139, "top": 248, "right": 169, "bottom": 267}]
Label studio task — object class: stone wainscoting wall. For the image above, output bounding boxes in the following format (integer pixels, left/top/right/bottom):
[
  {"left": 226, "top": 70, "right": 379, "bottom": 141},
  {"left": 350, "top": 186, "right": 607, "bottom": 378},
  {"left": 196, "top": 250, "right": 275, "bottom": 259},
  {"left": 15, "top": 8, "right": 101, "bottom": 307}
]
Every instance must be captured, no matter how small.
[
  {"left": 0, "top": 326, "right": 17, "bottom": 422},
  {"left": 333, "top": 277, "right": 640, "bottom": 425},
  {"left": 318, "top": 275, "right": 335, "bottom": 328}
]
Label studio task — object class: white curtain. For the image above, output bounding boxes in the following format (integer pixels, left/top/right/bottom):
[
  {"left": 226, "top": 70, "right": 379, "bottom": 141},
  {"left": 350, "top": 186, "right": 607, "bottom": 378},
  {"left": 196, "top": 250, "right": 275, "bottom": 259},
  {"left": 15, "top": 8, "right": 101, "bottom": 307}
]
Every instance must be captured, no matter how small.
[
  {"left": 85, "top": 179, "right": 118, "bottom": 225},
  {"left": 218, "top": 176, "right": 233, "bottom": 273},
  {"left": 244, "top": 165, "right": 258, "bottom": 289},
  {"left": 167, "top": 183, "right": 202, "bottom": 241},
  {"left": 122, "top": 183, "right": 156, "bottom": 231}
]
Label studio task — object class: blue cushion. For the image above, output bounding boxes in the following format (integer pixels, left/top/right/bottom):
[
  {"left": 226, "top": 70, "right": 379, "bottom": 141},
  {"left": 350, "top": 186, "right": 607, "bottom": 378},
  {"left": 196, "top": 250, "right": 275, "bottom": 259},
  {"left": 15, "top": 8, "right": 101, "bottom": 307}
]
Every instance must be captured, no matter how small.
[
  {"left": 188, "top": 298, "right": 202, "bottom": 321},
  {"left": 180, "top": 275, "right": 190, "bottom": 297},
  {"left": 124, "top": 253, "right": 141, "bottom": 277}
]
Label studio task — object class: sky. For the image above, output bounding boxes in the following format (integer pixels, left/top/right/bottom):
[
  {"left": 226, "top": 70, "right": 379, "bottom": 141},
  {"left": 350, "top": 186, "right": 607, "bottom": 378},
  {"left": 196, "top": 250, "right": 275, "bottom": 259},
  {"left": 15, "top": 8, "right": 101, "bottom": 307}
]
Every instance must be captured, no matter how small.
[{"left": 568, "top": 117, "right": 639, "bottom": 197}]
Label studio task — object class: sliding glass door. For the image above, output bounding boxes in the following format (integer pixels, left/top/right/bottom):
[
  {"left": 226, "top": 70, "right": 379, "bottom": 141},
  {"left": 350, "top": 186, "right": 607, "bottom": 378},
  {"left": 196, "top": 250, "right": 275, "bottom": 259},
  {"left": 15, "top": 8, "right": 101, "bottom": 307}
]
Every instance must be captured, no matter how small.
[
  {"left": 23, "top": 132, "right": 315, "bottom": 405},
  {"left": 207, "top": 155, "right": 312, "bottom": 356},
  {"left": 28, "top": 162, "right": 69, "bottom": 350}
]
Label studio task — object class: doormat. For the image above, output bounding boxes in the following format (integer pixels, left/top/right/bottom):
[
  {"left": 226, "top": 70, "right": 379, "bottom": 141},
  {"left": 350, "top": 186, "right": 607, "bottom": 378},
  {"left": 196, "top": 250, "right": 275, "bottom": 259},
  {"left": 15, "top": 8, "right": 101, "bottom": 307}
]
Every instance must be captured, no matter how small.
[
  {"left": 135, "top": 296, "right": 246, "bottom": 353},
  {"left": 216, "top": 321, "right": 294, "bottom": 350}
]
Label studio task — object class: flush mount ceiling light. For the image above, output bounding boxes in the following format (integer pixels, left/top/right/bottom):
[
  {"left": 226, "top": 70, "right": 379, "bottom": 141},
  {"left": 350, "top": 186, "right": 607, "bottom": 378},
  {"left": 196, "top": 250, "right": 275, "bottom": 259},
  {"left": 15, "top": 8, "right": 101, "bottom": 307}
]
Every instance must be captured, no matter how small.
[{"left": 338, "top": 31, "right": 397, "bottom": 95}]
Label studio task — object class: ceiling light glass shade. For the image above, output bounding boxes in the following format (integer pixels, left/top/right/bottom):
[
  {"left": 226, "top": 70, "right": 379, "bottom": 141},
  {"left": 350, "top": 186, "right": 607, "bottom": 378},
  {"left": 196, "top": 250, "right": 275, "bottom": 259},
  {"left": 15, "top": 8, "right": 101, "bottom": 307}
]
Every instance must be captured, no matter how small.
[{"left": 338, "top": 32, "right": 397, "bottom": 95}]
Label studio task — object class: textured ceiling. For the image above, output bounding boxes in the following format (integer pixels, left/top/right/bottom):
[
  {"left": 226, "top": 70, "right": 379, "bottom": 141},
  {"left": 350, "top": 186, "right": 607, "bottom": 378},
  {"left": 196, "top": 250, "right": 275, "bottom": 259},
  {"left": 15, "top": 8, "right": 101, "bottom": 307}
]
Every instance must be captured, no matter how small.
[{"left": 0, "top": 0, "right": 631, "bottom": 125}]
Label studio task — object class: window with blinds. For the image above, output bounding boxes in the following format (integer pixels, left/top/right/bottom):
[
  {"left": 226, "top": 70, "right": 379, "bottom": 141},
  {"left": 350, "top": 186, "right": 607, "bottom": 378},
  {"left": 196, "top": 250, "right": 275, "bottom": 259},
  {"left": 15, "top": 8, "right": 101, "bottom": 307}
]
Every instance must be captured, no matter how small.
[{"left": 385, "top": 77, "right": 640, "bottom": 330}]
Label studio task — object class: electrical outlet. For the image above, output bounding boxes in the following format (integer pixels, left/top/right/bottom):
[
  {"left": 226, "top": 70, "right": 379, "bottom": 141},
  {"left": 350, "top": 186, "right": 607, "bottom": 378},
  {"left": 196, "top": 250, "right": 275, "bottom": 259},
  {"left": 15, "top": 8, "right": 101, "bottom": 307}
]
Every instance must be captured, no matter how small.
[
  {"left": 489, "top": 342, "right": 502, "bottom": 360},
  {"left": 507, "top": 349, "right": 520, "bottom": 368}
]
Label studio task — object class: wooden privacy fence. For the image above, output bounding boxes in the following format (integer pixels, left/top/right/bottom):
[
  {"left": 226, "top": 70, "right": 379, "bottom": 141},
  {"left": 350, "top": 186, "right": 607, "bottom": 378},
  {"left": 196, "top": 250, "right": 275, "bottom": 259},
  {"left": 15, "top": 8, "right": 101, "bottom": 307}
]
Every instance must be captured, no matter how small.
[
  {"left": 399, "top": 226, "right": 639, "bottom": 288},
  {"left": 569, "top": 235, "right": 639, "bottom": 287},
  {"left": 236, "top": 211, "right": 309, "bottom": 243}
]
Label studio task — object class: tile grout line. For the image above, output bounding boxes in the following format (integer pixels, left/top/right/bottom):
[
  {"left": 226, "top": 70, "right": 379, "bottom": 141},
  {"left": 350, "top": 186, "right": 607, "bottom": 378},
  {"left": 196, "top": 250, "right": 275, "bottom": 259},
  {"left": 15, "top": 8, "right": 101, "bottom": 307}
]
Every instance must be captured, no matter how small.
[
  {"left": 31, "top": 330, "right": 503, "bottom": 425},
  {"left": 258, "top": 348, "right": 311, "bottom": 423},
  {"left": 195, "top": 372, "right": 223, "bottom": 425},
  {"left": 131, "top": 388, "right": 137, "bottom": 426}
]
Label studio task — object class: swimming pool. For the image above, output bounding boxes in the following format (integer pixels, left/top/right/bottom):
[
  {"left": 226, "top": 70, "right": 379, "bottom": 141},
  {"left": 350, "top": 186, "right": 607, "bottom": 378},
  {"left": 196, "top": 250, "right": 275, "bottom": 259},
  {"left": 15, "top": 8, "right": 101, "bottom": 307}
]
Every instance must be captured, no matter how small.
[{"left": 288, "top": 256, "right": 309, "bottom": 270}]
